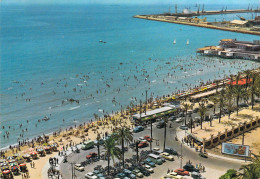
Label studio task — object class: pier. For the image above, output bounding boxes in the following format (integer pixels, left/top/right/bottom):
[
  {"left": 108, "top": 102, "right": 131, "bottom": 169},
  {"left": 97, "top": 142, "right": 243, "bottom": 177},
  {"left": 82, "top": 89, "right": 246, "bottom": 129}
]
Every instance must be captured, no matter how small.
[
  {"left": 134, "top": 15, "right": 260, "bottom": 36},
  {"left": 166, "top": 9, "right": 260, "bottom": 17}
]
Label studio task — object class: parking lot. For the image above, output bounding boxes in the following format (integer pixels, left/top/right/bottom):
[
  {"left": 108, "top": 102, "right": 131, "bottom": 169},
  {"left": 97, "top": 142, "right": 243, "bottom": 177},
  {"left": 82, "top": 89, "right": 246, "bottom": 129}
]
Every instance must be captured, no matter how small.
[{"left": 60, "top": 105, "right": 242, "bottom": 179}]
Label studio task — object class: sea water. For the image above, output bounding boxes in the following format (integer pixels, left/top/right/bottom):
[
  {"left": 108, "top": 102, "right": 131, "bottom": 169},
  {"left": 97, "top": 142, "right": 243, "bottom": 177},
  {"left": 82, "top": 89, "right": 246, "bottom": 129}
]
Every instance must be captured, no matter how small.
[{"left": 1, "top": 3, "right": 259, "bottom": 148}]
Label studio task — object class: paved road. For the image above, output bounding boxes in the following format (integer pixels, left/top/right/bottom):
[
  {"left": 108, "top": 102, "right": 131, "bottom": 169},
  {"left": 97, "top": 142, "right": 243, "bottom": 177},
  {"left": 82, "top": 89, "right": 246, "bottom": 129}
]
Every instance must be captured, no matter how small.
[{"left": 60, "top": 118, "right": 243, "bottom": 179}]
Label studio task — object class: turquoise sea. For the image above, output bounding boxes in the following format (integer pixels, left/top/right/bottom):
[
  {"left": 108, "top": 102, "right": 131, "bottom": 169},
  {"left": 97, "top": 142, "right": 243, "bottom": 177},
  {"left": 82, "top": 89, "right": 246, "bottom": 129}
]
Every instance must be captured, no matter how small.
[{"left": 0, "top": 3, "right": 260, "bottom": 148}]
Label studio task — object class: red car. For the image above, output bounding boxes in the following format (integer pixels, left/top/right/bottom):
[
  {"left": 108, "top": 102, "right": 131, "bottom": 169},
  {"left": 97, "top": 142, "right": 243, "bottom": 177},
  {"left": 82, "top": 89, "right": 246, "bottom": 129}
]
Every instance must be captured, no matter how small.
[
  {"left": 174, "top": 169, "right": 190, "bottom": 176},
  {"left": 144, "top": 136, "right": 152, "bottom": 142},
  {"left": 138, "top": 141, "right": 149, "bottom": 148},
  {"left": 86, "top": 152, "right": 97, "bottom": 159}
]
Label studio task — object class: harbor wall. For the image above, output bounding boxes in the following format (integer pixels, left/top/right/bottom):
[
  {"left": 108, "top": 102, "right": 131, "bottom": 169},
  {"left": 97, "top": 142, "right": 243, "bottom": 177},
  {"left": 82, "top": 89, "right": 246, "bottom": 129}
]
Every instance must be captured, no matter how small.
[{"left": 134, "top": 15, "right": 260, "bottom": 36}]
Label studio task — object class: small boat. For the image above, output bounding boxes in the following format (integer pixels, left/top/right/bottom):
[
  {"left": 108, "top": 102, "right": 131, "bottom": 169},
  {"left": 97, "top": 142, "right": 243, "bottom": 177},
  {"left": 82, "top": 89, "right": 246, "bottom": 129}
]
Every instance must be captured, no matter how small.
[
  {"left": 186, "top": 40, "right": 189, "bottom": 45},
  {"left": 99, "top": 40, "right": 103, "bottom": 43},
  {"left": 42, "top": 116, "right": 50, "bottom": 121},
  {"left": 173, "top": 39, "right": 176, "bottom": 44}
]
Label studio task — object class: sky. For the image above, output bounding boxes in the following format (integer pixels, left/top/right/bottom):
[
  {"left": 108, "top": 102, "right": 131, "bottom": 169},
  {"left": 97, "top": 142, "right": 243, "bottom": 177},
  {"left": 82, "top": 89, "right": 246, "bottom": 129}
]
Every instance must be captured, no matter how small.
[{"left": 1, "top": 0, "right": 259, "bottom": 5}]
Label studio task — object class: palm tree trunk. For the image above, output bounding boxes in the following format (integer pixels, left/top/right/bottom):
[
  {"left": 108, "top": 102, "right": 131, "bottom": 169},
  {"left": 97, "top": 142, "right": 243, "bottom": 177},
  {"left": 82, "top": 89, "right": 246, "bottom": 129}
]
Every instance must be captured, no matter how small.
[
  {"left": 122, "top": 138, "right": 125, "bottom": 167},
  {"left": 251, "top": 92, "right": 254, "bottom": 109},
  {"left": 150, "top": 119, "right": 153, "bottom": 151},
  {"left": 185, "top": 111, "right": 187, "bottom": 126},
  {"left": 97, "top": 143, "right": 100, "bottom": 159},
  {"left": 190, "top": 118, "right": 193, "bottom": 133},
  {"left": 236, "top": 96, "right": 239, "bottom": 115},
  {"left": 163, "top": 122, "right": 167, "bottom": 151},
  {"left": 107, "top": 152, "right": 110, "bottom": 176},
  {"left": 219, "top": 107, "right": 222, "bottom": 123},
  {"left": 200, "top": 117, "right": 203, "bottom": 129}
]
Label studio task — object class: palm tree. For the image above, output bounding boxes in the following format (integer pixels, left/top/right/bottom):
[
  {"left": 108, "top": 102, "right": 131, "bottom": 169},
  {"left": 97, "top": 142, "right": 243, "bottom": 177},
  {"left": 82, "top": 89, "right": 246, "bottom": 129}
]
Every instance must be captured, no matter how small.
[
  {"left": 209, "top": 96, "right": 218, "bottom": 114},
  {"left": 96, "top": 133, "right": 101, "bottom": 159},
  {"left": 218, "top": 89, "right": 225, "bottom": 123},
  {"left": 182, "top": 103, "right": 191, "bottom": 126},
  {"left": 244, "top": 69, "right": 251, "bottom": 89},
  {"left": 103, "top": 136, "right": 122, "bottom": 176},
  {"left": 225, "top": 85, "right": 234, "bottom": 119},
  {"left": 239, "top": 162, "right": 260, "bottom": 179},
  {"left": 248, "top": 72, "right": 259, "bottom": 109},
  {"left": 233, "top": 85, "right": 247, "bottom": 115},
  {"left": 163, "top": 118, "right": 168, "bottom": 151},
  {"left": 198, "top": 101, "right": 207, "bottom": 129},
  {"left": 114, "top": 126, "right": 133, "bottom": 167}
]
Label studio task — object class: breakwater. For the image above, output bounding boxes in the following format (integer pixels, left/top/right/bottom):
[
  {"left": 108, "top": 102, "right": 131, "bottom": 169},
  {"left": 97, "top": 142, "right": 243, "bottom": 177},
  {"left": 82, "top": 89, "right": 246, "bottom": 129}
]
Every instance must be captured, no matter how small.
[{"left": 134, "top": 15, "right": 260, "bottom": 36}]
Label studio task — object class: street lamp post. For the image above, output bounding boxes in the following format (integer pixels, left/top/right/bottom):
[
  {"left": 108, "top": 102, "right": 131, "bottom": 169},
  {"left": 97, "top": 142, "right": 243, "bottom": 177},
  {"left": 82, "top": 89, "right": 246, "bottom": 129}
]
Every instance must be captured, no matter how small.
[
  {"left": 163, "top": 120, "right": 167, "bottom": 151},
  {"left": 180, "top": 143, "right": 183, "bottom": 169}
]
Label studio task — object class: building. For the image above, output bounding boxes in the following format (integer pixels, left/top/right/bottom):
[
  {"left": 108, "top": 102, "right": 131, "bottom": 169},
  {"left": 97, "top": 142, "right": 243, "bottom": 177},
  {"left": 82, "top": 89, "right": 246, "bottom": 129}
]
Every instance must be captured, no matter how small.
[
  {"left": 229, "top": 20, "right": 249, "bottom": 28},
  {"left": 197, "top": 39, "right": 260, "bottom": 61}
]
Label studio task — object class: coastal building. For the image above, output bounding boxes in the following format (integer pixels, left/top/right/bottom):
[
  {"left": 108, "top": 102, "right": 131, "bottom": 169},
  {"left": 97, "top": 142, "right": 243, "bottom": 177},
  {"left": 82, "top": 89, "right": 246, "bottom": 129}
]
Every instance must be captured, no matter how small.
[
  {"left": 229, "top": 20, "right": 249, "bottom": 28},
  {"left": 197, "top": 39, "right": 260, "bottom": 61}
]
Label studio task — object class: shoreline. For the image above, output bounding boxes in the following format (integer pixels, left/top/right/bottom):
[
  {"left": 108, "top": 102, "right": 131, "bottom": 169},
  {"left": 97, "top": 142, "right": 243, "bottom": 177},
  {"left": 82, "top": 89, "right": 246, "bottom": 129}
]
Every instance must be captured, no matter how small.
[
  {"left": 2, "top": 66, "right": 260, "bottom": 152},
  {"left": 133, "top": 15, "right": 260, "bottom": 36},
  {"left": 1, "top": 67, "right": 259, "bottom": 179}
]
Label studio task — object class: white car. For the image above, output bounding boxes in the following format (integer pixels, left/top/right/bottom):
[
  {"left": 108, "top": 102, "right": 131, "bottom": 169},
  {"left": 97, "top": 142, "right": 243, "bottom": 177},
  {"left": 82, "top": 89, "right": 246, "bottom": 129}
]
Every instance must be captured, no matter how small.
[
  {"left": 153, "top": 147, "right": 160, "bottom": 151},
  {"left": 138, "top": 137, "right": 147, "bottom": 143},
  {"left": 144, "top": 165, "right": 154, "bottom": 173},
  {"left": 74, "top": 164, "right": 84, "bottom": 172},
  {"left": 85, "top": 172, "right": 98, "bottom": 179},
  {"left": 160, "top": 152, "right": 174, "bottom": 161},
  {"left": 176, "top": 118, "right": 184, "bottom": 123}
]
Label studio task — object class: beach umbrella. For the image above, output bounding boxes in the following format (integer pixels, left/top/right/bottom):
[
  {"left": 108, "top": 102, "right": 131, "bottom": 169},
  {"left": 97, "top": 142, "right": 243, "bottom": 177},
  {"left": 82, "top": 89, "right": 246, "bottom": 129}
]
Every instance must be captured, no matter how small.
[
  {"left": 8, "top": 159, "right": 16, "bottom": 164},
  {"left": 6, "top": 156, "right": 13, "bottom": 160},
  {"left": 22, "top": 154, "right": 30, "bottom": 158},
  {"left": 2, "top": 170, "right": 10, "bottom": 174},
  {"left": 30, "top": 151, "right": 37, "bottom": 155},
  {"left": 12, "top": 166, "right": 18, "bottom": 170},
  {"left": 9, "top": 162, "right": 17, "bottom": 167},
  {"left": 19, "top": 163, "right": 26, "bottom": 167}
]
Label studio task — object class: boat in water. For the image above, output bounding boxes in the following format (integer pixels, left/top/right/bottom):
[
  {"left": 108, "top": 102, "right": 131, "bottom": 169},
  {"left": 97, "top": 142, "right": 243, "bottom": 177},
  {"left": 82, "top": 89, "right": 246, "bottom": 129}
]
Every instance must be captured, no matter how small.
[
  {"left": 173, "top": 39, "right": 176, "bottom": 44},
  {"left": 186, "top": 39, "right": 189, "bottom": 45},
  {"left": 42, "top": 116, "right": 50, "bottom": 121}
]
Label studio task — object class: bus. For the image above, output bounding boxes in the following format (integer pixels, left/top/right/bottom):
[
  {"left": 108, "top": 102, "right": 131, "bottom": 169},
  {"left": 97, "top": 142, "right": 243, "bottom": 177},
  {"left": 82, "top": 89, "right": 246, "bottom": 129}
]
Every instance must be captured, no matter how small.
[
  {"left": 81, "top": 140, "right": 94, "bottom": 150},
  {"left": 148, "top": 154, "right": 163, "bottom": 165}
]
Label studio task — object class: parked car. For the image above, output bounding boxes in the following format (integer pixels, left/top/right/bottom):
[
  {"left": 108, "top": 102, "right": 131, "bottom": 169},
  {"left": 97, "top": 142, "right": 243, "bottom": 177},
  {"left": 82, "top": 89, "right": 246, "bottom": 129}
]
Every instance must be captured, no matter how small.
[
  {"left": 86, "top": 152, "right": 97, "bottom": 159},
  {"left": 160, "top": 152, "right": 174, "bottom": 161},
  {"left": 115, "top": 172, "right": 126, "bottom": 178},
  {"left": 175, "top": 118, "right": 183, "bottom": 123},
  {"left": 206, "top": 104, "right": 214, "bottom": 108},
  {"left": 85, "top": 172, "right": 98, "bottom": 179},
  {"left": 133, "top": 126, "right": 144, "bottom": 133},
  {"left": 174, "top": 169, "right": 190, "bottom": 176},
  {"left": 199, "top": 152, "right": 208, "bottom": 158},
  {"left": 144, "top": 158, "right": 156, "bottom": 167},
  {"left": 193, "top": 108, "right": 199, "bottom": 113},
  {"left": 183, "top": 164, "right": 199, "bottom": 172},
  {"left": 144, "top": 135, "right": 152, "bottom": 142},
  {"left": 164, "top": 147, "right": 178, "bottom": 155},
  {"left": 144, "top": 165, "right": 154, "bottom": 173},
  {"left": 168, "top": 116, "right": 177, "bottom": 121},
  {"left": 164, "top": 172, "right": 183, "bottom": 178},
  {"left": 179, "top": 125, "right": 188, "bottom": 130},
  {"left": 239, "top": 103, "right": 249, "bottom": 108},
  {"left": 157, "top": 121, "right": 165, "bottom": 128},
  {"left": 138, "top": 141, "right": 149, "bottom": 148},
  {"left": 132, "top": 169, "right": 143, "bottom": 178},
  {"left": 74, "top": 164, "right": 84, "bottom": 172},
  {"left": 191, "top": 171, "right": 202, "bottom": 179}
]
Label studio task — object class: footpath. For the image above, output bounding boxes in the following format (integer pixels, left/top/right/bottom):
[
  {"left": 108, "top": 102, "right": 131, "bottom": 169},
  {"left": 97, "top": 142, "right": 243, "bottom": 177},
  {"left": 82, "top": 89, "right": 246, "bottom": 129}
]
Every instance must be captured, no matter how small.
[{"left": 42, "top": 144, "right": 84, "bottom": 179}]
